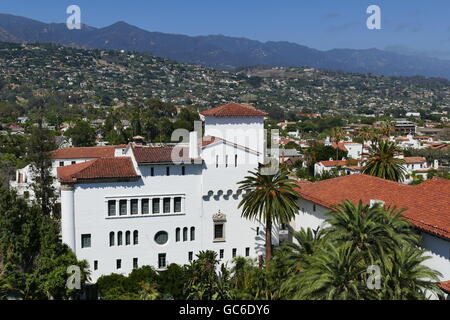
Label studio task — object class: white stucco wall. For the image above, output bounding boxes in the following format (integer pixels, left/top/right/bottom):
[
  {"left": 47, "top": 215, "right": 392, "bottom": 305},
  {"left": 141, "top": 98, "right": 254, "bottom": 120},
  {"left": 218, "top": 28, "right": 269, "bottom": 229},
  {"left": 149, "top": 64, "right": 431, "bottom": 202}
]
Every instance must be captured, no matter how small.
[{"left": 66, "top": 141, "right": 268, "bottom": 282}]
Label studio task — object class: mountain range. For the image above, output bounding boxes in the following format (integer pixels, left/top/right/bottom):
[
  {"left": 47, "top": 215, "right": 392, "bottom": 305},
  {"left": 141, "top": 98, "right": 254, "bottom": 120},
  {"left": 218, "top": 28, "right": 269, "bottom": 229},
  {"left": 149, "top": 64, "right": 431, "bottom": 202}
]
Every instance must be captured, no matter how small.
[{"left": 1, "top": 13, "right": 450, "bottom": 79}]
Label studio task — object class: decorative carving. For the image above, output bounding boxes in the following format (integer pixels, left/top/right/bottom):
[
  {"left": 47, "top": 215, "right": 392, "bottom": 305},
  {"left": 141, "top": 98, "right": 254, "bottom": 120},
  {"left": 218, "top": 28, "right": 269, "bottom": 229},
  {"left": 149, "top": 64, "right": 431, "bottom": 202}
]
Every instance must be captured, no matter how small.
[
  {"left": 212, "top": 210, "right": 226, "bottom": 221},
  {"left": 60, "top": 184, "right": 74, "bottom": 191}
]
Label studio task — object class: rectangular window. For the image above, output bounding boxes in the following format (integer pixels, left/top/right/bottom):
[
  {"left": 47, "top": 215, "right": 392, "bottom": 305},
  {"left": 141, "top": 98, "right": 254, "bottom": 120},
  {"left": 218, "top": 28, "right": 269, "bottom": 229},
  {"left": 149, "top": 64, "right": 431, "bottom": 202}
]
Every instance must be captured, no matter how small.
[
  {"left": 152, "top": 198, "right": 160, "bottom": 214},
  {"left": 245, "top": 247, "right": 250, "bottom": 257},
  {"left": 216, "top": 155, "right": 219, "bottom": 168},
  {"left": 119, "top": 200, "right": 127, "bottom": 215},
  {"left": 141, "top": 199, "right": 149, "bottom": 214},
  {"left": 94, "top": 260, "right": 98, "bottom": 270},
  {"left": 225, "top": 155, "right": 228, "bottom": 168},
  {"left": 174, "top": 197, "right": 182, "bottom": 213},
  {"left": 235, "top": 154, "right": 238, "bottom": 167},
  {"left": 150, "top": 167, "right": 154, "bottom": 176},
  {"left": 116, "top": 259, "right": 121, "bottom": 269},
  {"left": 214, "top": 224, "right": 224, "bottom": 241},
  {"left": 188, "top": 252, "right": 193, "bottom": 262},
  {"left": 130, "top": 199, "right": 138, "bottom": 215},
  {"left": 71, "top": 161, "right": 76, "bottom": 165},
  {"left": 166, "top": 167, "right": 170, "bottom": 176},
  {"left": 108, "top": 200, "right": 116, "bottom": 216},
  {"left": 232, "top": 248, "right": 237, "bottom": 258},
  {"left": 219, "top": 249, "right": 224, "bottom": 259},
  {"left": 182, "top": 166, "right": 185, "bottom": 175},
  {"left": 313, "top": 204, "right": 316, "bottom": 212},
  {"left": 81, "top": 234, "right": 91, "bottom": 248},
  {"left": 158, "top": 253, "right": 166, "bottom": 269},
  {"left": 59, "top": 161, "right": 64, "bottom": 167},
  {"left": 163, "top": 198, "right": 171, "bottom": 213},
  {"left": 133, "top": 258, "right": 138, "bottom": 269}
]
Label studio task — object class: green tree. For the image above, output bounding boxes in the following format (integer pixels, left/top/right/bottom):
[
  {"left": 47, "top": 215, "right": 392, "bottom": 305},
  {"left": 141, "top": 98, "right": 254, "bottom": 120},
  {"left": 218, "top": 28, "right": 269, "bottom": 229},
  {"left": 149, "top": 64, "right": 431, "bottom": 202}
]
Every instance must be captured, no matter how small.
[
  {"left": 0, "top": 187, "right": 89, "bottom": 299},
  {"left": 26, "top": 122, "right": 57, "bottom": 216},
  {"left": 238, "top": 169, "right": 299, "bottom": 263},
  {"left": 184, "top": 251, "right": 233, "bottom": 300},
  {"left": 330, "top": 127, "right": 346, "bottom": 161},
  {"left": 362, "top": 140, "right": 407, "bottom": 182},
  {"left": 65, "top": 121, "right": 96, "bottom": 147}
]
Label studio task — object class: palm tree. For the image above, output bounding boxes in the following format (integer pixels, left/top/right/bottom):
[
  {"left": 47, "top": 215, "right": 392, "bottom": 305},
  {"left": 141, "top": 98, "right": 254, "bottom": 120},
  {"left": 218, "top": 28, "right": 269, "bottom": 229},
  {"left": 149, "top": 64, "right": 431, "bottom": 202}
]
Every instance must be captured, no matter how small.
[
  {"left": 362, "top": 140, "right": 407, "bottom": 182},
  {"left": 237, "top": 169, "right": 299, "bottom": 263},
  {"left": 356, "top": 126, "right": 372, "bottom": 159},
  {"left": 380, "top": 120, "right": 394, "bottom": 137},
  {"left": 330, "top": 127, "right": 346, "bottom": 161},
  {"left": 283, "top": 243, "right": 367, "bottom": 300},
  {"left": 380, "top": 246, "right": 443, "bottom": 300},
  {"left": 281, "top": 227, "right": 325, "bottom": 270},
  {"left": 325, "top": 200, "right": 418, "bottom": 265}
]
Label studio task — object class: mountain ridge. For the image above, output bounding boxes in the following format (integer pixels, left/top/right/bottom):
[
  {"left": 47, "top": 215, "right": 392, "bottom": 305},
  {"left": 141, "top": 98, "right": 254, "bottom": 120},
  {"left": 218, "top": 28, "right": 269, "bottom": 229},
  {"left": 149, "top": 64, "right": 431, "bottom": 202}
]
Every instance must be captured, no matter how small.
[{"left": 1, "top": 13, "right": 450, "bottom": 79}]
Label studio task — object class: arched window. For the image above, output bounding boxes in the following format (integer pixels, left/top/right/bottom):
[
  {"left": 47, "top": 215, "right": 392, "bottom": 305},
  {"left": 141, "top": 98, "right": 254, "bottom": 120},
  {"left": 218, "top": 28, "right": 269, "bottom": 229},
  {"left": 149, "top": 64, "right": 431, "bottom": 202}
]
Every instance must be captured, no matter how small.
[
  {"left": 176, "top": 228, "right": 180, "bottom": 242},
  {"left": 125, "top": 231, "right": 131, "bottom": 245},
  {"left": 183, "top": 227, "right": 188, "bottom": 242},
  {"left": 133, "top": 230, "right": 139, "bottom": 245},
  {"left": 190, "top": 227, "right": 195, "bottom": 241},
  {"left": 109, "top": 232, "right": 115, "bottom": 246},
  {"left": 117, "top": 231, "right": 123, "bottom": 246}
]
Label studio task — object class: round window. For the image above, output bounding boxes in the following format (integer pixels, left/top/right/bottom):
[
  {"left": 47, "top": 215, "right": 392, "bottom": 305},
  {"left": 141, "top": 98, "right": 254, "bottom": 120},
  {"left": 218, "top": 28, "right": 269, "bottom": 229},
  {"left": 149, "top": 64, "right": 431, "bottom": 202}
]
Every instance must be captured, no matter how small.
[{"left": 154, "top": 231, "right": 169, "bottom": 245}]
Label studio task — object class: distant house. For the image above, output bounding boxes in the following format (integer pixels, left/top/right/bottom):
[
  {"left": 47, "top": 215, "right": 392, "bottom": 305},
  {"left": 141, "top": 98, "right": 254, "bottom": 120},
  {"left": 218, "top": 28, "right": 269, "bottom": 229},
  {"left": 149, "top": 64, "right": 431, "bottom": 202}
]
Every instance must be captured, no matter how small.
[
  {"left": 17, "top": 116, "right": 29, "bottom": 124},
  {"left": 331, "top": 141, "right": 365, "bottom": 160},
  {"left": 314, "top": 160, "right": 350, "bottom": 176}
]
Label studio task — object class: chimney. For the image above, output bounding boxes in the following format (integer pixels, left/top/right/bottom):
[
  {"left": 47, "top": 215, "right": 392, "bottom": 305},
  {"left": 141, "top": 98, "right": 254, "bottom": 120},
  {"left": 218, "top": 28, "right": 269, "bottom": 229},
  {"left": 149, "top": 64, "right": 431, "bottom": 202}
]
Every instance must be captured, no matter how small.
[{"left": 189, "top": 131, "right": 199, "bottom": 159}]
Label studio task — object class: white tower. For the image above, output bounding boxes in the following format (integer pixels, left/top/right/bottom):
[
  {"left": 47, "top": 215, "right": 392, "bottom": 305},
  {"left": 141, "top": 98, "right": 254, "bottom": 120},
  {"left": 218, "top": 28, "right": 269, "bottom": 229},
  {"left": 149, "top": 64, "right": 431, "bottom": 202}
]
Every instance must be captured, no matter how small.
[{"left": 200, "top": 103, "right": 267, "bottom": 163}]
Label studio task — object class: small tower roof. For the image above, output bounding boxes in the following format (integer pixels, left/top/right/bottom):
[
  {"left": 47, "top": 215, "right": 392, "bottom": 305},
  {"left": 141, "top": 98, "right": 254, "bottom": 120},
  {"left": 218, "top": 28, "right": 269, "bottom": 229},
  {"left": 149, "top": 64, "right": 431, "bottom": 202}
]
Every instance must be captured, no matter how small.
[{"left": 200, "top": 102, "right": 267, "bottom": 117}]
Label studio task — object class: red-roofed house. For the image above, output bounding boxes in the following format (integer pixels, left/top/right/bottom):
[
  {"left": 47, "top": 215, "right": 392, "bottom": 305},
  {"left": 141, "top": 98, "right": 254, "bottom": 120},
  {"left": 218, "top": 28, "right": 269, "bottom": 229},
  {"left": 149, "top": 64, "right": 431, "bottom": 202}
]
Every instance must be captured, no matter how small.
[
  {"left": 10, "top": 145, "right": 127, "bottom": 201},
  {"left": 293, "top": 174, "right": 450, "bottom": 297},
  {"left": 314, "top": 160, "right": 361, "bottom": 176}
]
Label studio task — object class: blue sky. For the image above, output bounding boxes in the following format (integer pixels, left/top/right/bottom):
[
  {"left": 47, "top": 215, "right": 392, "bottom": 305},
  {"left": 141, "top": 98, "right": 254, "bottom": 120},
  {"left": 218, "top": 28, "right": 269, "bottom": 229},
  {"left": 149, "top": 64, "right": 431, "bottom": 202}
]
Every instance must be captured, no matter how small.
[{"left": 1, "top": 0, "right": 450, "bottom": 59}]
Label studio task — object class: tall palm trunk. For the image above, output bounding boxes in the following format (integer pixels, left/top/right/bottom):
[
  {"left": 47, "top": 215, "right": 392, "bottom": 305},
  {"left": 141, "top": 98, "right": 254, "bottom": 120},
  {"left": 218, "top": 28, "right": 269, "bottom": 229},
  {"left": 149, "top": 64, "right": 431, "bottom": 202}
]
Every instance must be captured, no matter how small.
[
  {"left": 265, "top": 216, "right": 273, "bottom": 263},
  {"left": 336, "top": 140, "right": 340, "bottom": 161}
]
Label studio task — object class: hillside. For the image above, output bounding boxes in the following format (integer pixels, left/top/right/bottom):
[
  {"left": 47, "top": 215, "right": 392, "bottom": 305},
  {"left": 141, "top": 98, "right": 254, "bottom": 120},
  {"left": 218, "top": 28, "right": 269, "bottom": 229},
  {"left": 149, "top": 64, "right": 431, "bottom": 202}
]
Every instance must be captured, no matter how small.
[
  {"left": 0, "top": 41, "right": 449, "bottom": 121},
  {"left": 2, "top": 13, "right": 450, "bottom": 79}
]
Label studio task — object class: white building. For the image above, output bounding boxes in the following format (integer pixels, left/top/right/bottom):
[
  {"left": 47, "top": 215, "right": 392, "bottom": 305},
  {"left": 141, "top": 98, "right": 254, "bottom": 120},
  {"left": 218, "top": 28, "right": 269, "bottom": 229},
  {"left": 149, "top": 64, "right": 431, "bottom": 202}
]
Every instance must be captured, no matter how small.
[
  {"left": 293, "top": 174, "right": 450, "bottom": 299},
  {"left": 10, "top": 145, "right": 126, "bottom": 201},
  {"left": 330, "top": 141, "right": 365, "bottom": 160},
  {"left": 57, "top": 103, "right": 273, "bottom": 282}
]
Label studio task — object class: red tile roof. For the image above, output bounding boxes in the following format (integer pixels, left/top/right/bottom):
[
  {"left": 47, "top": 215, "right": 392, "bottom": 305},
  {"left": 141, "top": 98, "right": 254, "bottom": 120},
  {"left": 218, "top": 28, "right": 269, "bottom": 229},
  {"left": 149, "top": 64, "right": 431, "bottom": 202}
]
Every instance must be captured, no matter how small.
[
  {"left": 57, "top": 157, "right": 139, "bottom": 183},
  {"left": 200, "top": 103, "right": 267, "bottom": 117},
  {"left": 331, "top": 142, "right": 348, "bottom": 152},
  {"left": 294, "top": 174, "right": 450, "bottom": 240},
  {"left": 318, "top": 160, "right": 348, "bottom": 167},
  {"left": 132, "top": 146, "right": 192, "bottom": 163},
  {"left": 50, "top": 145, "right": 126, "bottom": 159},
  {"left": 133, "top": 136, "right": 260, "bottom": 163},
  {"left": 403, "top": 157, "right": 427, "bottom": 164},
  {"left": 439, "top": 281, "right": 450, "bottom": 293}
]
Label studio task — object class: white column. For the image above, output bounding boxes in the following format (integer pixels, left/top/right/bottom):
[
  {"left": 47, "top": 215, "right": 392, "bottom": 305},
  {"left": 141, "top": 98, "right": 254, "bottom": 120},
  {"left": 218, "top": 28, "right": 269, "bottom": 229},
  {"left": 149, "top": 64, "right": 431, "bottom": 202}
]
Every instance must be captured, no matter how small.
[{"left": 61, "top": 184, "right": 76, "bottom": 252}]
